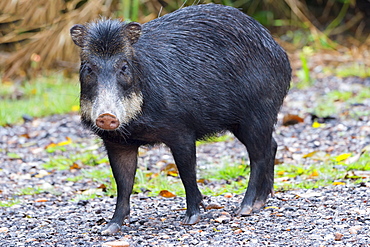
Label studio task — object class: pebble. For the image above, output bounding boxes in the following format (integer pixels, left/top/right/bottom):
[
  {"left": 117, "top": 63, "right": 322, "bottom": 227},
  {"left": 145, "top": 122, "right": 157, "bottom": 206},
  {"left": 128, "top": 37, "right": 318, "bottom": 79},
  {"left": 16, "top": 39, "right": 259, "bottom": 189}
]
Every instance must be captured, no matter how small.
[{"left": 102, "top": 241, "right": 130, "bottom": 247}]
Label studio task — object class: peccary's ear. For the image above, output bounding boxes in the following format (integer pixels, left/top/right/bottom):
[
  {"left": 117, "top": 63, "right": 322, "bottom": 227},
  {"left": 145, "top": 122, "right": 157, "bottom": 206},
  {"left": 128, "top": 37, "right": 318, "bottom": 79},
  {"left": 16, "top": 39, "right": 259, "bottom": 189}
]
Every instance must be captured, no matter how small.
[
  {"left": 70, "top": 24, "right": 87, "bottom": 47},
  {"left": 124, "top": 22, "right": 142, "bottom": 45}
]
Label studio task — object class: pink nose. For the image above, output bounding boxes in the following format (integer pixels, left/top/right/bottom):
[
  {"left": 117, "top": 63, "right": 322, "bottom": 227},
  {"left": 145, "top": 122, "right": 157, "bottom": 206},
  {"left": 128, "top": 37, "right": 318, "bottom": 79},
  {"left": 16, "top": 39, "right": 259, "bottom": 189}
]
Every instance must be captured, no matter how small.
[{"left": 96, "top": 113, "right": 120, "bottom": 130}]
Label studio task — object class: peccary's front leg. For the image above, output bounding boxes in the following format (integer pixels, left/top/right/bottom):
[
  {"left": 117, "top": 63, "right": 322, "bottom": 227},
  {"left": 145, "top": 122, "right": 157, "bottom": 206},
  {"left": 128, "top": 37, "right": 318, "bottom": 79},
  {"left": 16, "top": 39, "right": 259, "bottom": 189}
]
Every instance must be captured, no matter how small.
[
  {"left": 168, "top": 134, "right": 204, "bottom": 225},
  {"left": 101, "top": 141, "right": 138, "bottom": 235}
]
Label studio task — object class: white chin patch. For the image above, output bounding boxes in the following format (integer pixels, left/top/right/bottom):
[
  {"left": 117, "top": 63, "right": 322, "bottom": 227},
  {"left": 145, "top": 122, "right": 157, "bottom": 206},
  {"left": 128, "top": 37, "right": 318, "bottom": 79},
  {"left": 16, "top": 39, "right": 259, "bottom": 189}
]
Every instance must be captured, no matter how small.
[{"left": 90, "top": 89, "right": 143, "bottom": 126}]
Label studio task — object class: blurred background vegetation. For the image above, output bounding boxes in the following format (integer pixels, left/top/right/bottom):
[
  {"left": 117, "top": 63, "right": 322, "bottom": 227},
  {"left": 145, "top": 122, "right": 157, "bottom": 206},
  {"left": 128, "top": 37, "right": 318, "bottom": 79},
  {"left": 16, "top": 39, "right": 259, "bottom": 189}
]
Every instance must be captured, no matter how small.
[{"left": 0, "top": 0, "right": 369, "bottom": 80}]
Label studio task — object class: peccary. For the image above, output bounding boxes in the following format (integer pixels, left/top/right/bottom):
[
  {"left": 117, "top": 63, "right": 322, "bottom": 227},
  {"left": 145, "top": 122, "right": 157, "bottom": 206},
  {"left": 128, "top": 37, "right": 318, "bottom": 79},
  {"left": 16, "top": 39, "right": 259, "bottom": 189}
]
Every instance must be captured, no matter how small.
[{"left": 70, "top": 3, "right": 291, "bottom": 235}]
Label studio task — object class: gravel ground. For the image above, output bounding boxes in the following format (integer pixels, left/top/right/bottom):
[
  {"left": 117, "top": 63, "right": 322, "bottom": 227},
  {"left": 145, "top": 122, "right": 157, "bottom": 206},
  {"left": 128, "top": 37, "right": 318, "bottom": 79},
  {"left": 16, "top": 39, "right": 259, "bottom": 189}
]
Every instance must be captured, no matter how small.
[{"left": 1, "top": 76, "right": 370, "bottom": 246}]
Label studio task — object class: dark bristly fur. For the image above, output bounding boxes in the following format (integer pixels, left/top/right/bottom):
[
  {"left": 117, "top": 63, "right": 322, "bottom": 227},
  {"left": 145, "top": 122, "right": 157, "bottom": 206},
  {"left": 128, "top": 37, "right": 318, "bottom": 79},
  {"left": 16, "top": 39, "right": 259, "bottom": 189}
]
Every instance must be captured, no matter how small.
[{"left": 70, "top": 4, "right": 291, "bottom": 235}]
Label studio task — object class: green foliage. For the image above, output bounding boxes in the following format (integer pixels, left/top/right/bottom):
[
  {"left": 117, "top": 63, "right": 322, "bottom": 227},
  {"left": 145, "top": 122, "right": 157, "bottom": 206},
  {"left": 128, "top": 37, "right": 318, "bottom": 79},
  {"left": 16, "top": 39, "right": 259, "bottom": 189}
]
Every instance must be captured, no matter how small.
[
  {"left": 275, "top": 151, "right": 370, "bottom": 191},
  {"left": 295, "top": 46, "right": 314, "bottom": 89},
  {"left": 0, "top": 74, "right": 79, "bottom": 126},
  {"left": 16, "top": 187, "right": 43, "bottom": 196},
  {"left": 313, "top": 87, "right": 370, "bottom": 118},
  {"left": 43, "top": 150, "right": 108, "bottom": 170},
  {"left": 325, "top": 63, "right": 370, "bottom": 78},
  {"left": 196, "top": 134, "right": 232, "bottom": 146},
  {"left": 118, "top": 0, "right": 140, "bottom": 21},
  {"left": 0, "top": 199, "right": 21, "bottom": 207},
  {"left": 133, "top": 168, "right": 185, "bottom": 197}
]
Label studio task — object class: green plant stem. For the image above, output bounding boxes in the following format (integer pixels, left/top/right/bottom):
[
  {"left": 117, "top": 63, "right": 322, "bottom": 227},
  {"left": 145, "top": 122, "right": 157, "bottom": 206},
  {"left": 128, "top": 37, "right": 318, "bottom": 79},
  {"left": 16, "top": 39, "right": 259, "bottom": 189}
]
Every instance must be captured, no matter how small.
[{"left": 324, "top": 0, "right": 350, "bottom": 35}]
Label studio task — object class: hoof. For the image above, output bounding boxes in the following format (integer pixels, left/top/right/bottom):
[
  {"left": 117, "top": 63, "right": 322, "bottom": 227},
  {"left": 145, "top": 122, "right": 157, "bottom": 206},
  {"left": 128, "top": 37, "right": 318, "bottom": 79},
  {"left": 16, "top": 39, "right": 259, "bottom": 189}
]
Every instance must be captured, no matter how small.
[
  {"left": 237, "top": 200, "right": 266, "bottom": 216},
  {"left": 252, "top": 200, "right": 266, "bottom": 212},
  {"left": 236, "top": 205, "right": 252, "bottom": 216},
  {"left": 101, "top": 223, "right": 121, "bottom": 235},
  {"left": 182, "top": 214, "right": 200, "bottom": 225}
]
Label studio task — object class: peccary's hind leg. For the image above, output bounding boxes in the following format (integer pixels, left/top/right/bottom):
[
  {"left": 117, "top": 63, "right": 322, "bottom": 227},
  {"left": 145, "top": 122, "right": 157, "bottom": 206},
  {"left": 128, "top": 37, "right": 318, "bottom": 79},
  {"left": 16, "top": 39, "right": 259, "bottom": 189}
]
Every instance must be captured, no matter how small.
[{"left": 232, "top": 122, "right": 276, "bottom": 215}]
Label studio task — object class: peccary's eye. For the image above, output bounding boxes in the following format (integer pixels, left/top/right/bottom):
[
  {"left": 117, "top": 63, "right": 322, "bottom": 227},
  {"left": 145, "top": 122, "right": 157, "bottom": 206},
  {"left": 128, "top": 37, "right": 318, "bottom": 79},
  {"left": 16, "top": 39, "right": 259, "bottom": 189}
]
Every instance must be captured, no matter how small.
[
  {"left": 121, "top": 62, "right": 128, "bottom": 73},
  {"left": 86, "top": 66, "right": 93, "bottom": 74}
]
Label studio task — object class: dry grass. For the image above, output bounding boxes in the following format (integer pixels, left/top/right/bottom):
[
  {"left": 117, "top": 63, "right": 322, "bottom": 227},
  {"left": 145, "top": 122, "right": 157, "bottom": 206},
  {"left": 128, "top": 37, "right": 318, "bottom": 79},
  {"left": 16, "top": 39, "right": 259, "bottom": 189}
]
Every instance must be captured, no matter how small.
[
  {"left": 0, "top": 0, "right": 369, "bottom": 80},
  {"left": 0, "top": 0, "right": 117, "bottom": 79}
]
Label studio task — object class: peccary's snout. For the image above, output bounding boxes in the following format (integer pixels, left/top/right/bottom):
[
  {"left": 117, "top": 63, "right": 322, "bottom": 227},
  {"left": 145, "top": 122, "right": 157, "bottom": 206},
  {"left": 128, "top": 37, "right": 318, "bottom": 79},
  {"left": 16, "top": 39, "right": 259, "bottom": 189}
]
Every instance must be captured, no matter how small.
[{"left": 96, "top": 113, "right": 120, "bottom": 130}]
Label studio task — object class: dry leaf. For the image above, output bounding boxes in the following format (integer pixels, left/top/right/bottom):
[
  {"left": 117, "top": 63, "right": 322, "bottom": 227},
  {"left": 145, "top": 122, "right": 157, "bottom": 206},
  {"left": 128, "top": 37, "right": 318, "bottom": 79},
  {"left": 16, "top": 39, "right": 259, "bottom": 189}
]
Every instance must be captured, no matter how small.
[
  {"left": 35, "top": 198, "right": 48, "bottom": 202},
  {"left": 57, "top": 137, "right": 72, "bottom": 146},
  {"left": 69, "top": 162, "right": 81, "bottom": 170},
  {"left": 206, "top": 203, "right": 224, "bottom": 210},
  {"left": 335, "top": 153, "right": 352, "bottom": 162},
  {"left": 223, "top": 193, "right": 233, "bottom": 198},
  {"left": 159, "top": 190, "right": 176, "bottom": 198},
  {"left": 332, "top": 181, "right": 346, "bottom": 186},
  {"left": 277, "top": 171, "right": 285, "bottom": 175},
  {"left": 310, "top": 170, "right": 319, "bottom": 177},
  {"left": 282, "top": 114, "right": 304, "bottom": 126},
  {"left": 160, "top": 163, "right": 179, "bottom": 176}
]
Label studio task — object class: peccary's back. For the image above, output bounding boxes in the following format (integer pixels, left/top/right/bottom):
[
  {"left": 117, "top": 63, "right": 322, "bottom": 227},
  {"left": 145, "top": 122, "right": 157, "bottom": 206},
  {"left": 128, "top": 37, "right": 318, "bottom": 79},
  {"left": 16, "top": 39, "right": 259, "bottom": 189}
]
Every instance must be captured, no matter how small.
[{"left": 133, "top": 4, "right": 291, "bottom": 133}]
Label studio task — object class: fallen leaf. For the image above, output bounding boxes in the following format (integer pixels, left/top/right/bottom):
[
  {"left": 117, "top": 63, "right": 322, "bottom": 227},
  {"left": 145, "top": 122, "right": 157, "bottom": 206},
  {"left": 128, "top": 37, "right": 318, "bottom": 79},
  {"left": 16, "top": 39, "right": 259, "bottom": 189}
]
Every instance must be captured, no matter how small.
[
  {"left": 159, "top": 190, "right": 176, "bottom": 198},
  {"left": 335, "top": 153, "right": 352, "bottom": 162},
  {"left": 160, "top": 163, "right": 179, "bottom": 176},
  {"left": 332, "top": 181, "right": 346, "bottom": 186},
  {"left": 312, "top": 121, "right": 323, "bottom": 128},
  {"left": 35, "top": 198, "right": 48, "bottom": 202},
  {"left": 20, "top": 133, "right": 30, "bottom": 138},
  {"left": 206, "top": 203, "right": 224, "bottom": 210},
  {"left": 303, "top": 151, "right": 317, "bottom": 158},
  {"left": 303, "top": 151, "right": 329, "bottom": 161},
  {"left": 310, "top": 170, "right": 319, "bottom": 177},
  {"left": 97, "top": 184, "right": 107, "bottom": 190},
  {"left": 197, "top": 178, "right": 209, "bottom": 184},
  {"left": 277, "top": 171, "right": 285, "bottom": 175},
  {"left": 45, "top": 143, "right": 57, "bottom": 149},
  {"left": 70, "top": 162, "right": 81, "bottom": 170},
  {"left": 345, "top": 146, "right": 368, "bottom": 164},
  {"left": 282, "top": 114, "right": 304, "bottom": 126},
  {"left": 167, "top": 171, "right": 178, "bottom": 177},
  {"left": 223, "top": 193, "right": 233, "bottom": 198},
  {"left": 57, "top": 137, "right": 72, "bottom": 146}
]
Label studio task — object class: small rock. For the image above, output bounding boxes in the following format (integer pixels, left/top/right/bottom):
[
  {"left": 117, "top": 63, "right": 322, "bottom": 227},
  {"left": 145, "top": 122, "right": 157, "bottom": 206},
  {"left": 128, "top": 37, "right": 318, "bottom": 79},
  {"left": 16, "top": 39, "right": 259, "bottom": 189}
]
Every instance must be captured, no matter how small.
[
  {"left": 0, "top": 227, "right": 8, "bottom": 233},
  {"left": 215, "top": 215, "right": 231, "bottom": 224},
  {"left": 349, "top": 226, "right": 362, "bottom": 234},
  {"left": 25, "top": 238, "right": 37, "bottom": 243},
  {"left": 102, "top": 240, "right": 130, "bottom": 247},
  {"left": 334, "top": 232, "right": 344, "bottom": 241}
]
